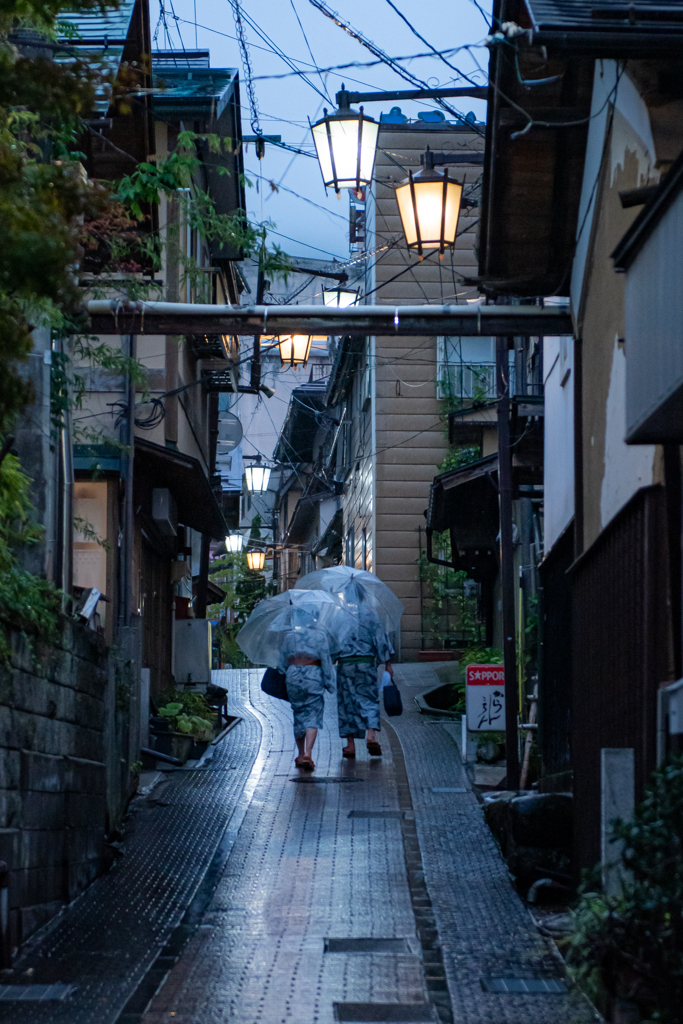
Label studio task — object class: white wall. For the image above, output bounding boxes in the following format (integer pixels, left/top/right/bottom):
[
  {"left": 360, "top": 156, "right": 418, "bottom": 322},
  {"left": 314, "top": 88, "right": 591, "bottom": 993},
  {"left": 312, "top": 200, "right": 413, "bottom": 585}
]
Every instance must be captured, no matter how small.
[{"left": 543, "top": 335, "right": 574, "bottom": 553}]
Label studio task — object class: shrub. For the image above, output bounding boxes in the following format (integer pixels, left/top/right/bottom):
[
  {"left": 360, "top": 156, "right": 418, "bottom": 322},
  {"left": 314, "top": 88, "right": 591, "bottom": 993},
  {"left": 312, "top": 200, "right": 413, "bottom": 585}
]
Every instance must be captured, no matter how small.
[{"left": 568, "top": 756, "right": 683, "bottom": 1022}]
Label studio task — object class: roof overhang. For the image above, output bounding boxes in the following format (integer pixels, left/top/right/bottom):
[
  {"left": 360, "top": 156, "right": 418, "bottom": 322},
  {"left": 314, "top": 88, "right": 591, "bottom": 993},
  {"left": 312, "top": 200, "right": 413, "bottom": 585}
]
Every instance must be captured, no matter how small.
[
  {"left": 134, "top": 438, "right": 226, "bottom": 539},
  {"left": 87, "top": 300, "right": 573, "bottom": 337},
  {"left": 522, "top": 0, "right": 683, "bottom": 57}
]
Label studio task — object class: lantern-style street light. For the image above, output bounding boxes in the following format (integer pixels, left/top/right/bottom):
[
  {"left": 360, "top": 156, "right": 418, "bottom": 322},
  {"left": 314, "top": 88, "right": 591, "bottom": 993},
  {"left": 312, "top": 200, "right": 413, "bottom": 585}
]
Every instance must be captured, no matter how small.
[
  {"left": 310, "top": 84, "right": 486, "bottom": 199},
  {"left": 323, "top": 286, "right": 359, "bottom": 308},
  {"left": 278, "top": 335, "right": 312, "bottom": 369},
  {"left": 246, "top": 550, "right": 266, "bottom": 571},
  {"left": 310, "top": 88, "right": 379, "bottom": 197},
  {"left": 244, "top": 459, "right": 272, "bottom": 494},
  {"left": 225, "top": 533, "right": 245, "bottom": 553},
  {"left": 395, "top": 162, "right": 463, "bottom": 260}
]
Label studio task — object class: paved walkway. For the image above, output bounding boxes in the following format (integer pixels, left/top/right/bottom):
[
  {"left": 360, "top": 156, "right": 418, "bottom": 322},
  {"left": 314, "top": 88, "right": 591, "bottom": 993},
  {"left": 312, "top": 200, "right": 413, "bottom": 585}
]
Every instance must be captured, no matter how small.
[{"left": 0, "top": 665, "right": 598, "bottom": 1024}]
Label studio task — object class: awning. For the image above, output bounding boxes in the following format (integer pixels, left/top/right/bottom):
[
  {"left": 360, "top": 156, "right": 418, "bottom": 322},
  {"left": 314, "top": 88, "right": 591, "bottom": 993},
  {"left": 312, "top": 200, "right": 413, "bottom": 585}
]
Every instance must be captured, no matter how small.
[
  {"left": 427, "top": 454, "right": 499, "bottom": 549},
  {"left": 134, "top": 439, "right": 227, "bottom": 539},
  {"left": 285, "top": 490, "right": 336, "bottom": 546}
]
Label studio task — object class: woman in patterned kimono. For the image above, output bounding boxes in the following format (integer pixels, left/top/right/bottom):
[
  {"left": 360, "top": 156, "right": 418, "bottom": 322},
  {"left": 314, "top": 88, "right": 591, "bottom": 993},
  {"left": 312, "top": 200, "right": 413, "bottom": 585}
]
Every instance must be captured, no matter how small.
[
  {"left": 336, "top": 603, "right": 394, "bottom": 758},
  {"left": 276, "top": 612, "right": 336, "bottom": 772}
]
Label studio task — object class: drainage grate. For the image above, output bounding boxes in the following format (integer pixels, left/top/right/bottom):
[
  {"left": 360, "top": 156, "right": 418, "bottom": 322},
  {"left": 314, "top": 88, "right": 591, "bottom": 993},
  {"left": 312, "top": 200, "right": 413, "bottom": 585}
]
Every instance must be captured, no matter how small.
[
  {"left": 347, "top": 810, "right": 405, "bottom": 819},
  {"left": 481, "top": 977, "right": 568, "bottom": 994},
  {"left": 0, "top": 984, "right": 76, "bottom": 1002},
  {"left": 334, "top": 1002, "right": 437, "bottom": 1022},
  {"left": 430, "top": 787, "right": 466, "bottom": 793},
  {"left": 289, "top": 776, "right": 363, "bottom": 784},
  {"left": 325, "top": 938, "right": 410, "bottom": 954}
]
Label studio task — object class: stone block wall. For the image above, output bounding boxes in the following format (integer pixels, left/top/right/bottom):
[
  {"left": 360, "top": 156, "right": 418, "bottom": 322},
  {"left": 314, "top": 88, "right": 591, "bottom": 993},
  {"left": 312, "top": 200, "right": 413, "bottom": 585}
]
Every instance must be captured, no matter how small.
[{"left": 0, "top": 618, "right": 110, "bottom": 949}]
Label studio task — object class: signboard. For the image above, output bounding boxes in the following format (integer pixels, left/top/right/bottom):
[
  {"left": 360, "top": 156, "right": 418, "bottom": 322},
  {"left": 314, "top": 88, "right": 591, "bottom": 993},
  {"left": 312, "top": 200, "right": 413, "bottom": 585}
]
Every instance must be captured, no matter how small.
[{"left": 465, "top": 664, "right": 505, "bottom": 732}]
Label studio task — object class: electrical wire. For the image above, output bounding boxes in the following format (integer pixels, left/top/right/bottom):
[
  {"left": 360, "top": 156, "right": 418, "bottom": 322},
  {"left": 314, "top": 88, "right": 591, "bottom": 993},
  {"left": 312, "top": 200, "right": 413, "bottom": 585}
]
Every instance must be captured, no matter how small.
[
  {"left": 231, "top": 0, "right": 262, "bottom": 136},
  {"left": 381, "top": 0, "right": 480, "bottom": 85},
  {"left": 305, "top": 0, "right": 485, "bottom": 133}
]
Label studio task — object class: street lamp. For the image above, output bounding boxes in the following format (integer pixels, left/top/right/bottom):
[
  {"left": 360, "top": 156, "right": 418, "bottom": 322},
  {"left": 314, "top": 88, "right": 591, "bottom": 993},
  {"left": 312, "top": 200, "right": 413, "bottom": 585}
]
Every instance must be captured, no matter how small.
[
  {"left": 246, "top": 550, "right": 266, "bottom": 571},
  {"left": 323, "top": 286, "right": 359, "bottom": 308},
  {"left": 310, "top": 88, "right": 379, "bottom": 196},
  {"left": 225, "top": 533, "right": 245, "bottom": 553},
  {"left": 244, "top": 461, "right": 272, "bottom": 494},
  {"left": 278, "top": 335, "right": 312, "bottom": 369},
  {"left": 395, "top": 163, "right": 463, "bottom": 260}
]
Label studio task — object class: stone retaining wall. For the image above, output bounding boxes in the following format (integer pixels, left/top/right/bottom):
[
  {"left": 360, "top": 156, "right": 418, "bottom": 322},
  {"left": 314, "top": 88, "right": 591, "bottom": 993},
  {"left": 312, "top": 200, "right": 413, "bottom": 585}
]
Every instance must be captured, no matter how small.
[{"left": 0, "top": 619, "right": 111, "bottom": 948}]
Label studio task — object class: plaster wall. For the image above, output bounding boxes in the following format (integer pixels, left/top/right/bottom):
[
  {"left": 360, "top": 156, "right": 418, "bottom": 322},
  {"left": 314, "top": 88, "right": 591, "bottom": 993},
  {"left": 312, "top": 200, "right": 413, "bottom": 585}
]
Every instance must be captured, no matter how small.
[
  {"left": 543, "top": 336, "right": 574, "bottom": 553},
  {"left": 573, "top": 95, "right": 659, "bottom": 549}
]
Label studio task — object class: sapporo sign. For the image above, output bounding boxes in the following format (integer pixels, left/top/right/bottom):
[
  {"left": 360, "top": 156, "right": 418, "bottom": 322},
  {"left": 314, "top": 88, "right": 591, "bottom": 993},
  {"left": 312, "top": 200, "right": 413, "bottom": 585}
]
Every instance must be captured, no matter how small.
[{"left": 465, "top": 664, "right": 505, "bottom": 732}]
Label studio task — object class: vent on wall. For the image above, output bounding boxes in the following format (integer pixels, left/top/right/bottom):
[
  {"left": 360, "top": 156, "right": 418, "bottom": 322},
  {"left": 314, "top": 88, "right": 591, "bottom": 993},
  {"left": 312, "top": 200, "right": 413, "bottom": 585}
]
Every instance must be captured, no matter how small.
[{"left": 152, "top": 488, "right": 178, "bottom": 536}]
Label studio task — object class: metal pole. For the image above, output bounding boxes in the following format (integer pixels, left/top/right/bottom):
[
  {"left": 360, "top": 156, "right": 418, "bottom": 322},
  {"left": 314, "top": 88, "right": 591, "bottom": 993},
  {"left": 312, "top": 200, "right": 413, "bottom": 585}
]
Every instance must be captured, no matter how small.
[
  {"left": 195, "top": 533, "right": 211, "bottom": 618},
  {"left": 497, "top": 335, "right": 520, "bottom": 789},
  {"left": 120, "top": 335, "right": 136, "bottom": 627},
  {"left": 250, "top": 252, "right": 266, "bottom": 391}
]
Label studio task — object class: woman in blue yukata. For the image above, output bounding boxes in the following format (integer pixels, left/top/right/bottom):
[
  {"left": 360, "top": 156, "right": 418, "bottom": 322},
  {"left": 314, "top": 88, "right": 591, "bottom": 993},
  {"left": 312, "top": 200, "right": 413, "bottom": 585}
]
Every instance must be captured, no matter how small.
[
  {"left": 336, "top": 587, "right": 394, "bottom": 758},
  {"left": 276, "top": 608, "right": 336, "bottom": 772}
]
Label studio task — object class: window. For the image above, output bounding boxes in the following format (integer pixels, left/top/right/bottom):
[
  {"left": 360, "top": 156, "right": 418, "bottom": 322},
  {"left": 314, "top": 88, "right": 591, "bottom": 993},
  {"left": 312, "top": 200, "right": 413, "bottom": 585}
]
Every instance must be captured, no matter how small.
[
  {"left": 437, "top": 337, "right": 515, "bottom": 401},
  {"left": 345, "top": 526, "right": 355, "bottom": 567}
]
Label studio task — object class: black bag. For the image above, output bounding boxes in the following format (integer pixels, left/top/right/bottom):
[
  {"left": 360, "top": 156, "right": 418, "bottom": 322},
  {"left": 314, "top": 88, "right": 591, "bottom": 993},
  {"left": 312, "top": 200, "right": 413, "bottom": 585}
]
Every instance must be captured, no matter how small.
[
  {"left": 382, "top": 677, "right": 403, "bottom": 716},
  {"left": 261, "top": 667, "right": 289, "bottom": 702}
]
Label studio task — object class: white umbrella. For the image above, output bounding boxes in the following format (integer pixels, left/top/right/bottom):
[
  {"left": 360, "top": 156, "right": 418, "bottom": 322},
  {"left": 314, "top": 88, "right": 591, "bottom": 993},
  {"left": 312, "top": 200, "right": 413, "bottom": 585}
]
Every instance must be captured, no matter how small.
[
  {"left": 294, "top": 566, "right": 404, "bottom": 633},
  {"left": 236, "top": 589, "right": 356, "bottom": 668}
]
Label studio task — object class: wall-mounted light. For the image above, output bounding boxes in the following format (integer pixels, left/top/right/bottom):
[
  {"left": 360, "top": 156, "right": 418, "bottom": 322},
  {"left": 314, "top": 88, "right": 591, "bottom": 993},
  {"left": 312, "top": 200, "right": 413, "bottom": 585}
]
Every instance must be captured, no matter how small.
[
  {"left": 244, "top": 462, "right": 272, "bottom": 493},
  {"left": 278, "top": 335, "right": 312, "bottom": 369},
  {"left": 323, "top": 287, "right": 359, "bottom": 308},
  {"left": 395, "top": 163, "right": 463, "bottom": 260},
  {"left": 225, "top": 533, "right": 245, "bottom": 553},
  {"left": 246, "top": 550, "right": 266, "bottom": 571},
  {"left": 310, "top": 89, "right": 378, "bottom": 196}
]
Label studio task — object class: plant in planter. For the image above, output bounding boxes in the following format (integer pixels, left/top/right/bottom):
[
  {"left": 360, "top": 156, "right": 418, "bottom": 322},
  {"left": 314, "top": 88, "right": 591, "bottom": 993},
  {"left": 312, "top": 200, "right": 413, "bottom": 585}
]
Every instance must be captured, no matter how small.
[{"left": 568, "top": 756, "right": 683, "bottom": 1022}]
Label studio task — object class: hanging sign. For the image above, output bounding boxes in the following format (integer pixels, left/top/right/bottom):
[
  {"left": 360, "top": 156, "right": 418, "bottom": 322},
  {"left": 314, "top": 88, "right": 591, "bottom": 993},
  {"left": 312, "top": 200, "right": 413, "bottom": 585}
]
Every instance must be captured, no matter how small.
[{"left": 465, "top": 664, "right": 505, "bottom": 732}]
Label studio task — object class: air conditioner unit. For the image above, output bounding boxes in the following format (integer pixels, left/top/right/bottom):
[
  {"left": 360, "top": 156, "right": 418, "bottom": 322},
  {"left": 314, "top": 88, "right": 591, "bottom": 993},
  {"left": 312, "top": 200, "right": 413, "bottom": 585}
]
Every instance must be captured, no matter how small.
[
  {"left": 173, "top": 619, "right": 212, "bottom": 688},
  {"left": 152, "top": 488, "right": 177, "bottom": 536}
]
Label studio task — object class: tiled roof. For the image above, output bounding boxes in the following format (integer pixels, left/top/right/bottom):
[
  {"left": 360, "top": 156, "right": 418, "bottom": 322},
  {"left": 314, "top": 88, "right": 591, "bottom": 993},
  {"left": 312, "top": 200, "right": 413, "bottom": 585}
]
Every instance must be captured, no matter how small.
[
  {"left": 525, "top": 0, "right": 683, "bottom": 32},
  {"left": 152, "top": 66, "right": 238, "bottom": 121},
  {"left": 58, "top": 0, "right": 137, "bottom": 44}
]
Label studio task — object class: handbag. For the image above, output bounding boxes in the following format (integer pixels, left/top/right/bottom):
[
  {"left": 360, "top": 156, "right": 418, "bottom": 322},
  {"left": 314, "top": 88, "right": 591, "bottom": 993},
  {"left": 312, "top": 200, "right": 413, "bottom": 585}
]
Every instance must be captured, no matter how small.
[
  {"left": 261, "top": 667, "right": 289, "bottom": 702},
  {"left": 382, "top": 670, "right": 403, "bottom": 716}
]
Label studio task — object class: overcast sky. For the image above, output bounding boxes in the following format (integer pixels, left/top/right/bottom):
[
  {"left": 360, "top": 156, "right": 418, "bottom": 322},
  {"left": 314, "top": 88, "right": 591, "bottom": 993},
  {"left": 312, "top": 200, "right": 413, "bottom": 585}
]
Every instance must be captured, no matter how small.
[{"left": 151, "top": 0, "right": 490, "bottom": 265}]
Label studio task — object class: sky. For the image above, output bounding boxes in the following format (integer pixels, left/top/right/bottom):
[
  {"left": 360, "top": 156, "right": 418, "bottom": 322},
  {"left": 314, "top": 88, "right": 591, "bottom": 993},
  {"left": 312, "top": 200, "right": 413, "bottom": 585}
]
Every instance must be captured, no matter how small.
[{"left": 150, "top": 0, "right": 491, "bottom": 264}]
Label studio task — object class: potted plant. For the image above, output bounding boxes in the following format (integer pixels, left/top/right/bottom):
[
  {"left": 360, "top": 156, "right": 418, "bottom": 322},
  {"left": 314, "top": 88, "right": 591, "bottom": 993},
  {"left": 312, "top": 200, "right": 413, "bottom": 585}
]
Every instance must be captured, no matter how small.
[{"left": 150, "top": 691, "right": 217, "bottom": 763}]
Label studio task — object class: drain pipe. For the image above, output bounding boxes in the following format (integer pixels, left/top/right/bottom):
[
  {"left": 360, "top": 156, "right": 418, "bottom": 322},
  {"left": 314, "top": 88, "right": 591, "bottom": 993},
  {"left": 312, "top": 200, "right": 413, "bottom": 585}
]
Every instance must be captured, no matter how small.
[{"left": 0, "top": 862, "right": 10, "bottom": 968}]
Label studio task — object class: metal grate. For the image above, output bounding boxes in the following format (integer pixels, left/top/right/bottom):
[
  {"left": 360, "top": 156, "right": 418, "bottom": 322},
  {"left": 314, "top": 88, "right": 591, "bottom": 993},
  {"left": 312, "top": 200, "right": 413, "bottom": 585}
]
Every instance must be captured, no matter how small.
[
  {"left": 0, "top": 984, "right": 76, "bottom": 1001},
  {"left": 325, "top": 938, "right": 411, "bottom": 954},
  {"left": 347, "top": 810, "right": 405, "bottom": 819},
  {"left": 289, "top": 776, "right": 363, "bottom": 783},
  {"left": 334, "top": 1003, "right": 437, "bottom": 1022},
  {"left": 480, "top": 977, "right": 568, "bottom": 994},
  {"left": 430, "top": 787, "right": 467, "bottom": 793}
]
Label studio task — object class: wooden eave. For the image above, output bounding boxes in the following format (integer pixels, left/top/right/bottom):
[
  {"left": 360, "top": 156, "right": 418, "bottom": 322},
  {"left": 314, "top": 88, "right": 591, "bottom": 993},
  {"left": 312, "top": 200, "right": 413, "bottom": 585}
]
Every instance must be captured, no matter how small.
[{"left": 478, "top": 0, "right": 594, "bottom": 296}]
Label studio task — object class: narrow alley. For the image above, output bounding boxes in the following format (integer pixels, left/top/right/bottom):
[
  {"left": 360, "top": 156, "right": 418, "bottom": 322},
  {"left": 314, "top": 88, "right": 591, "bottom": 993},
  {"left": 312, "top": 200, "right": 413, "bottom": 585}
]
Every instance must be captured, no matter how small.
[{"left": 0, "top": 669, "right": 594, "bottom": 1024}]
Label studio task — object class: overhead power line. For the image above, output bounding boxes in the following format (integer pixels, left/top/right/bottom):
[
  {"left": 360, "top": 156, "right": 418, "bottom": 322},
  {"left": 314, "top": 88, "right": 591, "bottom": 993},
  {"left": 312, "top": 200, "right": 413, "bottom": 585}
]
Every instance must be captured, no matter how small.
[
  {"left": 305, "top": 0, "right": 485, "bottom": 132},
  {"left": 231, "top": 0, "right": 262, "bottom": 136}
]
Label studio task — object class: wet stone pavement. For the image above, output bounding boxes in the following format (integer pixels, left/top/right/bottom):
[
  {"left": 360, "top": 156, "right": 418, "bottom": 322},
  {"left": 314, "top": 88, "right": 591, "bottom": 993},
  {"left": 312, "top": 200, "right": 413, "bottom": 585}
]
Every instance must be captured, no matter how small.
[{"left": 0, "top": 666, "right": 598, "bottom": 1024}]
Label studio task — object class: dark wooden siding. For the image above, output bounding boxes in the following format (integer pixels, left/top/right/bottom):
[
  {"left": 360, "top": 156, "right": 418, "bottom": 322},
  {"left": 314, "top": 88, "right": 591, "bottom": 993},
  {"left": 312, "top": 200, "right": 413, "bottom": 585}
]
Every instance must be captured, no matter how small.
[{"left": 571, "top": 486, "right": 674, "bottom": 870}]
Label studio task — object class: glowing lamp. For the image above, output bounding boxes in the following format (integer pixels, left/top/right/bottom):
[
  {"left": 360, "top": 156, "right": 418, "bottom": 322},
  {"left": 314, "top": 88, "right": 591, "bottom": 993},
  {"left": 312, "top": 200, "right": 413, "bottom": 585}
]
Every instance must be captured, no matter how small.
[
  {"left": 278, "top": 335, "right": 312, "bottom": 369},
  {"left": 244, "top": 463, "right": 272, "bottom": 493},
  {"left": 395, "top": 167, "right": 463, "bottom": 259},
  {"left": 246, "top": 550, "right": 266, "bottom": 571},
  {"left": 225, "top": 533, "right": 245, "bottom": 553},
  {"left": 323, "top": 287, "right": 359, "bottom": 308},
  {"left": 311, "top": 93, "right": 378, "bottom": 195}
]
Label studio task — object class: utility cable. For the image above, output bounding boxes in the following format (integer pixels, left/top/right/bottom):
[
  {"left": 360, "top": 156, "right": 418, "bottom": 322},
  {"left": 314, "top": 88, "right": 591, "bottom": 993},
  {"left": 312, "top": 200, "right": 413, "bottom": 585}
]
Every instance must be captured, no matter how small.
[
  {"left": 231, "top": 0, "right": 263, "bottom": 136},
  {"left": 381, "top": 0, "right": 480, "bottom": 85}
]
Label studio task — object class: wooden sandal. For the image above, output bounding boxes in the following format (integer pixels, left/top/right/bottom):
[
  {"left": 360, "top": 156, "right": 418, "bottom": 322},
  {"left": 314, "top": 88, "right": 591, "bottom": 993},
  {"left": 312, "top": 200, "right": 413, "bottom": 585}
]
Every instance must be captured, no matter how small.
[
  {"left": 366, "top": 741, "right": 382, "bottom": 756},
  {"left": 342, "top": 747, "right": 356, "bottom": 759},
  {"left": 295, "top": 755, "right": 315, "bottom": 771}
]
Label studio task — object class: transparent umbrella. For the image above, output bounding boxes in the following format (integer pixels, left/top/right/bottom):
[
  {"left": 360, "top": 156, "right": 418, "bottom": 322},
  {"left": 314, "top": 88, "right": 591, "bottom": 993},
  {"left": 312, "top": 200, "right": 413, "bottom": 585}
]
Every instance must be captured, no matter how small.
[
  {"left": 236, "top": 589, "right": 357, "bottom": 668},
  {"left": 294, "top": 566, "right": 404, "bottom": 633}
]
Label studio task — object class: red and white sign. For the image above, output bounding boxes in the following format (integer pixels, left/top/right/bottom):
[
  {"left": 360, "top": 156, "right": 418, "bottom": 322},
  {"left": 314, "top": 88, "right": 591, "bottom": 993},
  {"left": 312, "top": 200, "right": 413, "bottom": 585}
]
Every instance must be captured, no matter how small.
[{"left": 465, "top": 664, "right": 505, "bottom": 732}]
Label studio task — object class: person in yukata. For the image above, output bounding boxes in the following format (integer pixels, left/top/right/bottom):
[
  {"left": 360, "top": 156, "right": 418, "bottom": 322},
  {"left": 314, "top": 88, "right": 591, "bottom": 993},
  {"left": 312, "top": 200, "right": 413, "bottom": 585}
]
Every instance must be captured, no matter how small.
[
  {"left": 276, "top": 608, "right": 336, "bottom": 772},
  {"left": 336, "top": 586, "right": 394, "bottom": 758}
]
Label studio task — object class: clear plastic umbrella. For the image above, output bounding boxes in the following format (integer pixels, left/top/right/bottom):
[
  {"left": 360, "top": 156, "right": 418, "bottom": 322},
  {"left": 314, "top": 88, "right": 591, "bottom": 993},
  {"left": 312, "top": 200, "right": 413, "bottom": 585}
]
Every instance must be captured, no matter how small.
[
  {"left": 236, "top": 589, "right": 357, "bottom": 668},
  {"left": 294, "top": 566, "right": 404, "bottom": 633}
]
